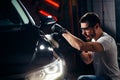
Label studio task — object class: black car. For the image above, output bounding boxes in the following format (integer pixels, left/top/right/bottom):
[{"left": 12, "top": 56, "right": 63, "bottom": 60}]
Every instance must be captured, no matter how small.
[{"left": 0, "top": 0, "right": 65, "bottom": 80}]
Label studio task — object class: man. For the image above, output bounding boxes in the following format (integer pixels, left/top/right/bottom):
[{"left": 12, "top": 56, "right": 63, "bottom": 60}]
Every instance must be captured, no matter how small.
[{"left": 51, "top": 12, "right": 120, "bottom": 80}]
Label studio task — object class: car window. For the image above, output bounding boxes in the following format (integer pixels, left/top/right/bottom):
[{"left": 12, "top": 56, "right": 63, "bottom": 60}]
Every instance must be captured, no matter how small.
[{"left": 0, "top": 0, "right": 29, "bottom": 26}]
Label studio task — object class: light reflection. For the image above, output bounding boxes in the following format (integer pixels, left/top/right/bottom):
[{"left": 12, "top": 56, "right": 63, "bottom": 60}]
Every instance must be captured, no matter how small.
[{"left": 39, "top": 45, "right": 45, "bottom": 50}]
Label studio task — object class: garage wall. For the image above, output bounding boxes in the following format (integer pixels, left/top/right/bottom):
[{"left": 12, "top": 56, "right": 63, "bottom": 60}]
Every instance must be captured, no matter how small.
[{"left": 115, "top": 0, "right": 120, "bottom": 43}]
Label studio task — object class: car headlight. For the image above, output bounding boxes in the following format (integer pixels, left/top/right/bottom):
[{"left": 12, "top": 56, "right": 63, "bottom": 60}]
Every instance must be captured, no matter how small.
[{"left": 25, "top": 58, "right": 65, "bottom": 80}]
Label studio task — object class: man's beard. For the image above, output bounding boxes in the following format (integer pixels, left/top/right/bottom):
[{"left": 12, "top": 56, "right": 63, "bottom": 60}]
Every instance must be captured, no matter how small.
[{"left": 86, "top": 31, "right": 96, "bottom": 41}]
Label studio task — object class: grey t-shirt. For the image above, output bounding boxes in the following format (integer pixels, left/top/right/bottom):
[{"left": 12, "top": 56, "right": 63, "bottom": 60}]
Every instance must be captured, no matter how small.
[{"left": 92, "top": 32, "right": 120, "bottom": 80}]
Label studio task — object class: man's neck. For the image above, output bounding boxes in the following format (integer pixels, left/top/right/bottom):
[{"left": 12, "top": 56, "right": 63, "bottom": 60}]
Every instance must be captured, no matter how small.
[{"left": 94, "top": 29, "right": 103, "bottom": 41}]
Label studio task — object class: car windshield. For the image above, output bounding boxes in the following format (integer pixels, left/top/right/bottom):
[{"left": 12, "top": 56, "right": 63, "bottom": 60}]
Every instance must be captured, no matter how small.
[{"left": 0, "top": 0, "right": 29, "bottom": 26}]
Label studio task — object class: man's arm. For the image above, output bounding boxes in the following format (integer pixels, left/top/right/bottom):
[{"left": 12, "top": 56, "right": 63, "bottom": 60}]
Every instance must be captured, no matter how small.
[
  {"left": 51, "top": 23, "right": 104, "bottom": 52},
  {"left": 62, "top": 31, "right": 104, "bottom": 52}
]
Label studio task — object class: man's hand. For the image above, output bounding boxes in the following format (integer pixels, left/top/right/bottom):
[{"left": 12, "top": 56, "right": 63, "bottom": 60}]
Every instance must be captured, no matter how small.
[
  {"left": 80, "top": 51, "right": 93, "bottom": 64},
  {"left": 51, "top": 23, "right": 67, "bottom": 34}
]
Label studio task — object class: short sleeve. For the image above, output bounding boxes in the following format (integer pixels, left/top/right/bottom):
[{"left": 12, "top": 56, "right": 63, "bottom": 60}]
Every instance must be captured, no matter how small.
[{"left": 97, "top": 35, "right": 113, "bottom": 51}]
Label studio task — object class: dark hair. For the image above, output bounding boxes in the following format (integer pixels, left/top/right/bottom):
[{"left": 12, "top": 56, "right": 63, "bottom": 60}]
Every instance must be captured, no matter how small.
[{"left": 79, "top": 12, "right": 100, "bottom": 28}]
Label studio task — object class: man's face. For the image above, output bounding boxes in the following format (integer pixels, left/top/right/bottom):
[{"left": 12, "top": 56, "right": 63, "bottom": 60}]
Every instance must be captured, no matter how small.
[{"left": 80, "top": 22, "right": 96, "bottom": 41}]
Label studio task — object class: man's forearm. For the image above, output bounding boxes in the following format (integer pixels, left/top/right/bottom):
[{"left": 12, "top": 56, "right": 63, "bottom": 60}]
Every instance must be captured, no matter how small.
[{"left": 62, "top": 31, "right": 85, "bottom": 51}]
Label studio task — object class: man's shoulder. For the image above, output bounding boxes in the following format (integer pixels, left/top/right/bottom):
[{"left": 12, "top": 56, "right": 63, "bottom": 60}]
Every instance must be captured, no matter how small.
[{"left": 100, "top": 32, "right": 114, "bottom": 41}]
